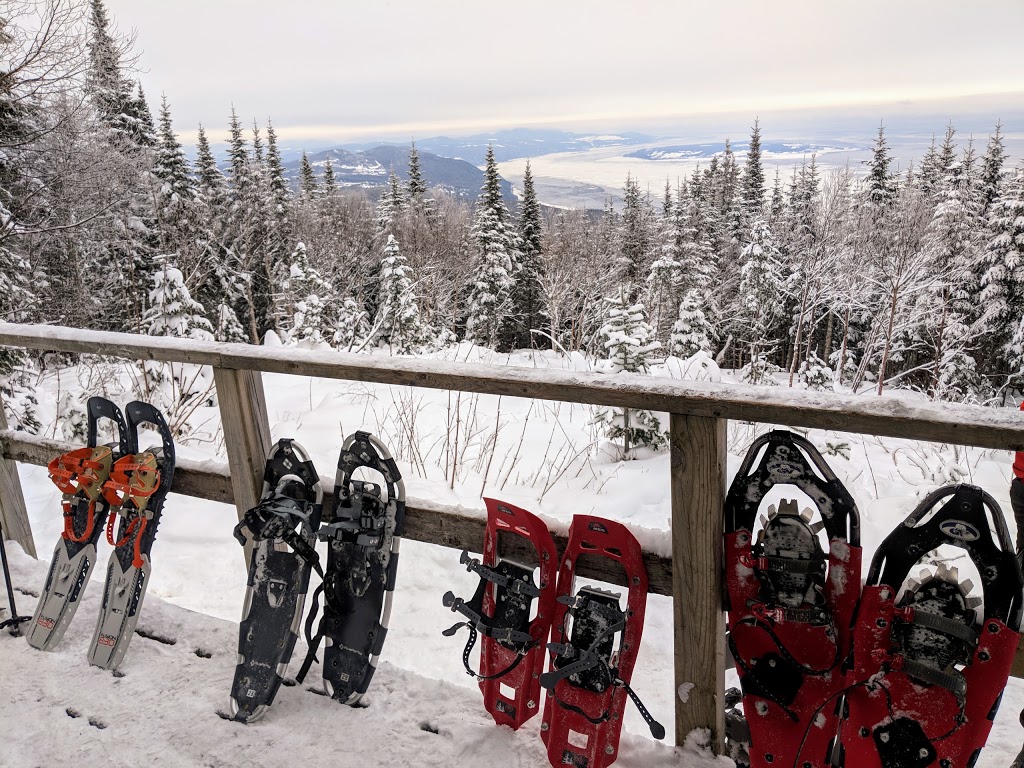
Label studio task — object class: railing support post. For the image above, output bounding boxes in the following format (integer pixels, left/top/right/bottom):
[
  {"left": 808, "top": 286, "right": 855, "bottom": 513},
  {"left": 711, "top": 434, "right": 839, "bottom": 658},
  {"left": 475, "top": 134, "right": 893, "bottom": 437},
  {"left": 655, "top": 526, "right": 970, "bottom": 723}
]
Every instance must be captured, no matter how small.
[
  {"left": 0, "top": 389, "right": 35, "bottom": 557},
  {"left": 213, "top": 367, "right": 272, "bottom": 568},
  {"left": 670, "top": 413, "right": 726, "bottom": 752}
]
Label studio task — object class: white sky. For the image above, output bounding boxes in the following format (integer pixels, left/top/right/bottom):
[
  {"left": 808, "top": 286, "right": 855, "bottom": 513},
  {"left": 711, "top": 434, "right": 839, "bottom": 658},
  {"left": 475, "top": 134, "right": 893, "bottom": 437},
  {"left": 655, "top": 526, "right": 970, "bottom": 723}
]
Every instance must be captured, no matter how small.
[{"left": 106, "top": 0, "right": 1024, "bottom": 144}]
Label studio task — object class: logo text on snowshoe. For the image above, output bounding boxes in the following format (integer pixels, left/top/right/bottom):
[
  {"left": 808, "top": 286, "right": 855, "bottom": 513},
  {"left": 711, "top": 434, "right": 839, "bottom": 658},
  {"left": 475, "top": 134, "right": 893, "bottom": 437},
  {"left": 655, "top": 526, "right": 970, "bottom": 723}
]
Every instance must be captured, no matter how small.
[{"left": 939, "top": 519, "right": 980, "bottom": 542}]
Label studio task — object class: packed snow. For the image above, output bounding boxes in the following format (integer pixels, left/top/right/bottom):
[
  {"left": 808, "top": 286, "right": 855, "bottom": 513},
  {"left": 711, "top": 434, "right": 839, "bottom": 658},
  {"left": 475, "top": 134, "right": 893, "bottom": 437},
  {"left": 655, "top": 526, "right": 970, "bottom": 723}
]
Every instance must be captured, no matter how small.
[{"left": 2, "top": 344, "right": 1024, "bottom": 767}]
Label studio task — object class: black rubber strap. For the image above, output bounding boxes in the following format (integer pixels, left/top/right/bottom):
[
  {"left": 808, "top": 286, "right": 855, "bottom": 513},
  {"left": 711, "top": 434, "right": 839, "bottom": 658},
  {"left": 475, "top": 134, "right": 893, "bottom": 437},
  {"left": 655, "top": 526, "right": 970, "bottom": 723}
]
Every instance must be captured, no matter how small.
[
  {"left": 760, "top": 555, "right": 826, "bottom": 575},
  {"left": 902, "top": 611, "right": 978, "bottom": 647},
  {"left": 898, "top": 657, "right": 967, "bottom": 701},
  {"left": 296, "top": 582, "right": 326, "bottom": 684}
]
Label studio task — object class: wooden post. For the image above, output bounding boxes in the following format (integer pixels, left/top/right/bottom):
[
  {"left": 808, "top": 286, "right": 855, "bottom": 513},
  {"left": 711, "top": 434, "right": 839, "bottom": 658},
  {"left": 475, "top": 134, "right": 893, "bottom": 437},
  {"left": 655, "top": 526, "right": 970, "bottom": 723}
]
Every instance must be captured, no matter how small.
[
  {"left": 213, "top": 367, "right": 272, "bottom": 567},
  {"left": 670, "top": 413, "right": 726, "bottom": 752},
  {"left": 0, "top": 389, "right": 35, "bottom": 557}
]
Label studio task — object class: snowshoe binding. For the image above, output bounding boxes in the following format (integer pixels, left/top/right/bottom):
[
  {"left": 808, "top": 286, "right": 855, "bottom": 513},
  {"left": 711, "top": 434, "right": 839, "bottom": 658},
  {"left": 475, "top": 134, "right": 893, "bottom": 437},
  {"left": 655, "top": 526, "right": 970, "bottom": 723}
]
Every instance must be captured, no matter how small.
[
  {"left": 724, "top": 429, "right": 861, "bottom": 768},
  {"left": 539, "top": 515, "right": 664, "bottom": 768},
  {"left": 842, "top": 484, "right": 1023, "bottom": 768},
  {"left": 28, "top": 397, "right": 131, "bottom": 651},
  {"left": 442, "top": 497, "right": 557, "bottom": 729},
  {"left": 297, "top": 431, "right": 405, "bottom": 706},
  {"left": 230, "top": 437, "right": 323, "bottom": 723},
  {"left": 88, "top": 401, "right": 175, "bottom": 670}
]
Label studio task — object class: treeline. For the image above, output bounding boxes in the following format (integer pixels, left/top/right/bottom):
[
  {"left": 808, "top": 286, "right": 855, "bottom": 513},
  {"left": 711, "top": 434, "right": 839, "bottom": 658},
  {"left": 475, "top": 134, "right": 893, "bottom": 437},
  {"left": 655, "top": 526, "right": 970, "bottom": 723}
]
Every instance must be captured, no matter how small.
[{"left": 2, "top": 0, "right": 1023, "bottom": 412}]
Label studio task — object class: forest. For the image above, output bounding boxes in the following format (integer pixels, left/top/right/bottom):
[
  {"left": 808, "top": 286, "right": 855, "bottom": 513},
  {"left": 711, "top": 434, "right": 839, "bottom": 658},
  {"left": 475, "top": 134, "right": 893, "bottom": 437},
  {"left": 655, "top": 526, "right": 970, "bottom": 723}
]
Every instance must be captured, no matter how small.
[{"left": 2, "top": 0, "right": 1023, "bottom": 444}]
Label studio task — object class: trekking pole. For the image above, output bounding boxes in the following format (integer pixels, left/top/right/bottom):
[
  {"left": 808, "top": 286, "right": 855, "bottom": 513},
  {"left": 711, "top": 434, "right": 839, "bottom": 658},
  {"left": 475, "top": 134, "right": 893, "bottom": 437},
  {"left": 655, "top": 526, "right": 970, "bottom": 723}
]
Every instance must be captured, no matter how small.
[{"left": 0, "top": 519, "right": 29, "bottom": 636}]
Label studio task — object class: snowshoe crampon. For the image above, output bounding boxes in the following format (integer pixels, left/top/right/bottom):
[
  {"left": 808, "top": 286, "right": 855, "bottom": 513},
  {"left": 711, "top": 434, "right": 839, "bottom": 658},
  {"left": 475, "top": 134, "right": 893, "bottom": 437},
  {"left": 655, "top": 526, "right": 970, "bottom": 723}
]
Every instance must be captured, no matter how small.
[
  {"left": 724, "top": 430, "right": 861, "bottom": 768},
  {"left": 88, "top": 401, "right": 175, "bottom": 670},
  {"left": 842, "top": 484, "right": 1023, "bottom": 768},
  {"left": 230, "top": 438, "right": 323, "bottom": 723},
  {"left": 441, "top": 498, "right": 557, "bottom": 729},
  {"left": 298, "top": 431, "right": 405, "bottom": 706},
  {"left": 28, "top": 397, "right": 131, "bottom": 651},
  {"left": 539, "top": 515, "right": 664, "bottom": 768}
]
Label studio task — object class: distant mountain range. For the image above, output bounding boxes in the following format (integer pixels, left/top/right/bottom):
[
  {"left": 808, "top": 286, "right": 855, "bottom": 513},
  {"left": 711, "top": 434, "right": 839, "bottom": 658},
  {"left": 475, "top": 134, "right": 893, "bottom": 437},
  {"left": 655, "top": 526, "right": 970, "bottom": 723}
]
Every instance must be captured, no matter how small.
[{"left": 283, "top": 145, "right": 515, "bottom": 206}]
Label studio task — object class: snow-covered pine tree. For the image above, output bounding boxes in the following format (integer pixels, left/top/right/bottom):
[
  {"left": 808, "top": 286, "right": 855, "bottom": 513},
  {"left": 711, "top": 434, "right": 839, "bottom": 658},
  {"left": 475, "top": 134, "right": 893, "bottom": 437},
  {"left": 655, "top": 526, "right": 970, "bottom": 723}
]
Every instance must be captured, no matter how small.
[
  {"left": 508, "top": 160, "right": 545, "bottom": 348},
  {"left": 617, "top": 174, "right": 653, "bottom": 299},
  {"left": 798, "top": 349, "right": 833, "bottom": 391},
  {"left": 375, "top": 169, "right": 407, "bottom": 234},
  {"left": 465, "top": 145, "right": 517, "bottom": 348},
  {"left": 593, "top": 291, "right": 664, "bottom": 456},
  {"left": 978, "top": 122, "right": 1007, "bottom": 217},
  {"left": 669, "top": 289, "right": 716, "bottom": 358},
  {"left": 741, "top": 118, "right": 765, "bottom": 222},
  {"left": 86, "top": 0, "right": 150, "bottom": 147},
  {"left": 322, "top": 159, "right": 337, "bottom": 193},
  {"left": 215, "top": 302, "right": 248, "bottom": 343},
  {"left": 373, "top": 234, "right": 423, "bottom": 354},
  {"left": 144, "top": 260, "right": 214, "bottom": 340},
  {"left": 299, "top": 151, "right": 318, "bottom": 198},
  {"left": 406, "top": 141, "right": 432, "bottom": 214},
  {"left": 737, "top": 219, "right": 784, "bottom": 384},
  {"left": 645, "top": 235, "right": 683, "bottom": 344},
  {"left": 864, "top": 123, "right": 897, "bottom": 210},
  {"left": 334, "top": 295, "right": 371, "bottom": 351}
]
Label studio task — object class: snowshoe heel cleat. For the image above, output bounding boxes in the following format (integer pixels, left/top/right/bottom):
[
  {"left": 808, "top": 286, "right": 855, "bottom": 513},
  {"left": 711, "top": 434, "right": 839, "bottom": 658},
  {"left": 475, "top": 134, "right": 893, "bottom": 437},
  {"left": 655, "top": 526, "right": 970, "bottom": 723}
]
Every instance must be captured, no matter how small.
[
  {"left": 540, "top": 515, "right": 663, "bottom": 768},
  {"left": 28, "top": 397, "right": 131, "bottom": 652},
  {"left": 442, "top": 498, "right": 557, "bottom": 729},
  {"left": 230, "top": 438, "right": 323, "bottom": 723},
  {"left": 843, "top": 484, "right": 1023, "bottom": 768},
  {"left": 297, "top": 431, "right": 405, "bottom": 707},
  {"left": 724, "top": 430, "right": 861, "bottom": 768}
]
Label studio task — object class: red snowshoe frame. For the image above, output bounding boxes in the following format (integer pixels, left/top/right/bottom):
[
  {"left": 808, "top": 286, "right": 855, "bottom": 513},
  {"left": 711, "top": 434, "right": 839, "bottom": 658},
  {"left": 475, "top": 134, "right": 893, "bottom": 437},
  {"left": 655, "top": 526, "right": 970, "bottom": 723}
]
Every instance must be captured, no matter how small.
[
  {"left": 442, "top": 498, "right": 558, "bottom": 729},
  {"left": 842, "top": 484, "right": 1023, "bottom": 768},
  {"left": 540, "top": 515, "right": 651, "bottom": 768},
  {"left": 724, "top": 430, "right": 861, "bottom": 768}
]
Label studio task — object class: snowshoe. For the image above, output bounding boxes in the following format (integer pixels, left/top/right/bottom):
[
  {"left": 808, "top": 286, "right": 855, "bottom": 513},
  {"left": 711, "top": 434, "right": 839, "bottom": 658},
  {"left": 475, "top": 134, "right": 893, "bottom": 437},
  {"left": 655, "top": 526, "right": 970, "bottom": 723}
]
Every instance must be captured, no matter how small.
[
  {"left": 28, "top": 398, "right": 131, "bottom": 651},
  {"left": 841, "top": 484, "right": 1023, "bottom": 768},
  {"left": 230, "top": 438, "right": 323, "bottom": 723},
  {"left": 297, "top": 431, "right": 405, "bottom": 705},
  {"left": 88, "top": 401, "right": 175, "bottom": 670},
  {"left": 724, "top": 429, "right": 861, "bottom": 768},
  {"left": 539, "top": 515, "right": 664, "bottom": 768},
  {"left": 441, "top": 497, "right": 558, "bottom": 729}
]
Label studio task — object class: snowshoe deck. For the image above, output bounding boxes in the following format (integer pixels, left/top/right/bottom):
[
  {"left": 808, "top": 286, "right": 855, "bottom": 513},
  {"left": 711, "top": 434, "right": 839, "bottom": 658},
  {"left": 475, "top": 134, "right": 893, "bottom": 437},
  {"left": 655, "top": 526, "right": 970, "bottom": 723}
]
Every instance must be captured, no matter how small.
[
  {"left": 441, "top": 497, "right": 557, "bottom": 729},
  {"left": 539, "top": 515, "right": 663, "bottom": 768},
  {"left": 28, "top": 398, "right": 131, "bottom": 651},
  {"left": 230, "top": 438, "right": 323, "bottom": 723},
  {"left": 842, "top": 484, "right": 1023, "bottom": 768},
  {"left": 724, "top": 430, "right": 861, "bottom": 768},
  {"left": 299, "top": 431, "right": 405, "bottom": 705},
  {"left": 88, "top": 401, "right": 175, "bottom": 670}
]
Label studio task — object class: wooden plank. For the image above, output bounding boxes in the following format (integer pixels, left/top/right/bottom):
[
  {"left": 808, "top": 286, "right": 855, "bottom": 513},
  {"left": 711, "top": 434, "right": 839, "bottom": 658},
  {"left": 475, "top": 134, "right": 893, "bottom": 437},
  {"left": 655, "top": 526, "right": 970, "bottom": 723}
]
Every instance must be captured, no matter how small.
[
  {"left": 1, "top": 324, "right": 1023, "bottom": 450},
  {"left": 0, "top": 429, "right": 673, "bottom": 595},
  {"left": 213, "top": 368, "right": 272, "bottom": 568},
  {"left": 0, "top": 391, "right": 36, "bottom": 557},
  {"left": 670, "top": 413, "right": 726, "bottom": 752}
]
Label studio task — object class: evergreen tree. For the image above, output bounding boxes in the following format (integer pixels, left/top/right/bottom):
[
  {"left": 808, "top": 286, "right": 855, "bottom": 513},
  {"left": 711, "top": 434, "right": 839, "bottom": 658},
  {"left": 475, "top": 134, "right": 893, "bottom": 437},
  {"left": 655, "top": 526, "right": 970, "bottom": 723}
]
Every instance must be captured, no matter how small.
[
  {"left": 144, "top": 259, "right": 213, "bottom": 340},
  {"left": 406, "top": 141, "right": 431, "bottom": 212},
  {"left": 299, "top": 151, "right": 318, "bottom": 197},
  {"left": 509, "top": 160, "right": 545, "bottom": 348},
  {"left": 375, "top": 169, "right": 406, "bottom": 233},
  {"left": 617, "top": 174, "right": 653, "bottom": 298},
  {"left": 194, "top": 124, "right": 225, "bottom": 198},
  {"left": 742, "top": 118, "right": 764, "bottom": 220},
  {"left": 465, "top": 145, "right": 517, "bottom": 347},
  {"left": 593, "top": 291, "right": 664, "bottom": 456},
  {"left": 334, "top": 295, "right": 371, "bottom": 351},
  {"left": 322, "top": 158, "right": 336, "bottom": 192},
  {"left": 865, "top": 123, "right": 897, "bottom": 209},
  {"left": 374, "top": 235, "right": 423, "bottom": 353},
  {"left": 669, "top": 289, "right": 716, "bottom": 358},
  {"left": 978, "top": 122, "right": 1007, "bottom": 216},
  {"left": 738, "top": 219, "right": 783, "bottom": 384}
]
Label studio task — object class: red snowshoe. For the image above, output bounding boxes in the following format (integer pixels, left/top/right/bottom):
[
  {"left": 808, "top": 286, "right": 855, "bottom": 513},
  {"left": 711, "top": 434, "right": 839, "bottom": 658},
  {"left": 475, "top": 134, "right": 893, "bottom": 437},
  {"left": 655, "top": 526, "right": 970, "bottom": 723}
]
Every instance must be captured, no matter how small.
[
  {"left": 442, "top": 498, "right": 558, "bottom": 729},
  {"left": 842, "top": 484, "right": 1023, "bottom": 768},
  {"left": 724, "top": 430, "right": 861, "bottom": 768},
  {"left": 539, "top": 515, "right": 663, "bottom": 768}
]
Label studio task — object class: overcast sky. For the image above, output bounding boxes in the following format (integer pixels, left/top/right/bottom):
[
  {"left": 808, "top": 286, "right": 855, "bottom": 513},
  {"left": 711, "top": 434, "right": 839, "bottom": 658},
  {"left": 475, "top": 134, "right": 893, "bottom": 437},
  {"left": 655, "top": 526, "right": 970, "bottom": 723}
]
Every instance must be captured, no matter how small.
[{"left": 106, "top": 0, "right": 1024, "bottom": 144}]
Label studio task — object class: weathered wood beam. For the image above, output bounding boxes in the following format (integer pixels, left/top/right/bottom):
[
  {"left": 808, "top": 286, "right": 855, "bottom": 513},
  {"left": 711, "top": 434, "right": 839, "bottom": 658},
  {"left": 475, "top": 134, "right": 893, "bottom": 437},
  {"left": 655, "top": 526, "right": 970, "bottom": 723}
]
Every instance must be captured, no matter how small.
[
  {"left": 0, "top": 391, "right": 35, "bottom": 557},
  {"left": 2, "top": 324, "right": 1023, "bottom": 450},
  {"left": 671, "top": 414, "right": 726, "bottom": 752}
]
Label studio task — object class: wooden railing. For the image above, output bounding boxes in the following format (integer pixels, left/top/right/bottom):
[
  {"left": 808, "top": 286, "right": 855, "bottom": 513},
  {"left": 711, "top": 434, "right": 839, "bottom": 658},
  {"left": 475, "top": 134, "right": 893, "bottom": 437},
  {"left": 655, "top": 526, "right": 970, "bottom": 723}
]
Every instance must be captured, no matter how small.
[{"left": 1, "top": 323, "right": 1023, "bottom": 754}]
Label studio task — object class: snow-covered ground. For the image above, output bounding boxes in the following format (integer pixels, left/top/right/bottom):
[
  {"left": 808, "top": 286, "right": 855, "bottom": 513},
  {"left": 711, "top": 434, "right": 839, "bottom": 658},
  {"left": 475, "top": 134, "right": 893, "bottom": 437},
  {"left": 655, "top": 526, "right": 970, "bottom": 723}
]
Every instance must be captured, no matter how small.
[{"left": 2, "top": 344, "right": 1023, "bottom": 766}]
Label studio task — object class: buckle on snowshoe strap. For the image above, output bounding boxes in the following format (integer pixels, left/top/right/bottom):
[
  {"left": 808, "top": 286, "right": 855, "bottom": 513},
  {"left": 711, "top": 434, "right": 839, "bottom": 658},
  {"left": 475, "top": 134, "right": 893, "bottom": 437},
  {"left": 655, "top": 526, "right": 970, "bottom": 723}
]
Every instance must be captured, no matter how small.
[
  {"left": 897, "top": 608, "right": 979, "bottom": 647},
  {"left": 892, "top": 655, "right": 968, "bottom": 700},
  {"left": 457, "top": 551, "right": 541, "bottom": 598},
  {"left": 441, "top": 591, "right": 534, "bottom": 645},
  {"left": 539, "top": 650, "right": 601, "bottom": 689},
  {"left": 557, "top": 593, "right": 625, "bottom": 627},
  {"left": 750, "top": 601, "right": 829, "bottom": 625},
  {"left": 743, "top": 553, "right": 825, "bottom": 574}
]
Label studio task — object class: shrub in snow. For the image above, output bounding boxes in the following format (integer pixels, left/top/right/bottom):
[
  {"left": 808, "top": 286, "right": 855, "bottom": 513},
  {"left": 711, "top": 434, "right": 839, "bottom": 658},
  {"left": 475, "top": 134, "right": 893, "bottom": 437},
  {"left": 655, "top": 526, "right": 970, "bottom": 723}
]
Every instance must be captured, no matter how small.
[
  {"left": 59, "top": 392, "right": 88, "bottom": 443},
  {"left": 144, "top": 262, "right": 214, "bottom": 341},
  {"left": 669, "top": 290, "right": 715, "bottom": 358},
  {"left": 658, "top": 351, "right": 722, "bottom": 383},
  {"left": 292, "top": 294, "right": 332, "bottom": 348},
  {"left": 798, "top": 350, "right": 834, "bottom": 391},
  {"left": 593, "top": 293, "right": 665, "bottom": 456},
  {"left": 374, "top": 235, "right": 424, "bottom": 354},
  {"left": 333, "top": 296, "right": 370, "bottom": 351},
  {"left": 214, "top": 302, "right": 248, "bottom": 343},
  {"left": 4, "top": 387, "right": 40, "bottom": 435},
  {"left": 739, "top": 357, "right": 780, "bottom": 386}
]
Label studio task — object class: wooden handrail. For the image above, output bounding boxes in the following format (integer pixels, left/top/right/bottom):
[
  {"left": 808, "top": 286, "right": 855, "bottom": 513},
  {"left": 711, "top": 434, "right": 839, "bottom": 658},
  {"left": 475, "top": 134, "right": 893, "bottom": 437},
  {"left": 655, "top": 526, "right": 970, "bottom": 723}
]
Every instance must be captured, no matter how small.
[{"left": 1, "top": 323, "right": 1022, "bottom": 449}]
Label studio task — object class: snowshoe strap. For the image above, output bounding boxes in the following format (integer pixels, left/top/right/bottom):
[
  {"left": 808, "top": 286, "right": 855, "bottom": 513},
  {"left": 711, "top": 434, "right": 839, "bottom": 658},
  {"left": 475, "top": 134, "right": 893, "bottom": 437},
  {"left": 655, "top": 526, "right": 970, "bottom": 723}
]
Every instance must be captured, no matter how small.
[
  {"left": 619, "top": 677, "right": 666, "bottom": 740},
  {"left": 441, "top": 587, "right": 534, "bottom": 646},
  {"left": 319, "top": 480, "right": 385, "bottom": 549},
  {"left": 893, "top": 655, "right": 968, "bottom": 701},
  {"left": 457, "top": 549, "right": 541, "bottom": 597},
  {"left": 233, "top": 496, "right": 323, "bottom": 577},
  {"left": 897, "top": 609, "right": 979, "bottom": 648},
  {"left": 750, "top": 553, "right": 827, "bottom": 575},
  {"left": 750, "top": 600, "right": 830, "bottom": 625},
  {"left": 296, "top": 582, "right": 326, "bottom": 685},
  {"left": 443, "top": 622, "right": 534, "bottom": 681},
  {"left": 62, "top": 498, "right": 98, "bottom": 544}
]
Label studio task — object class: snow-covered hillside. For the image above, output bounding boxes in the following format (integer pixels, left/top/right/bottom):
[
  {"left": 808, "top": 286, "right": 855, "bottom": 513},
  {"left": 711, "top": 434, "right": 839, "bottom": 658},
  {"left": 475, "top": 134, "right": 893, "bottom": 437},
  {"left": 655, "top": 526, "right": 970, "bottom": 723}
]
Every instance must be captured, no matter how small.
[{"left": 2, "top": 345, "right": 1024, "bottom": 767}]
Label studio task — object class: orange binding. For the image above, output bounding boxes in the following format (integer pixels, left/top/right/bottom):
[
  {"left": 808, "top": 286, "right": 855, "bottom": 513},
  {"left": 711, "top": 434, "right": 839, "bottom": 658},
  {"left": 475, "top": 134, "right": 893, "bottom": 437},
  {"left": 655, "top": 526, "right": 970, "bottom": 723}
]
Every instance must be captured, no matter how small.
[
  {"left": 102, "top": 453, "right": 160, "bottom": 568},
  {"left": 47, "top": 447, "right": 113, "bottom": 543}
]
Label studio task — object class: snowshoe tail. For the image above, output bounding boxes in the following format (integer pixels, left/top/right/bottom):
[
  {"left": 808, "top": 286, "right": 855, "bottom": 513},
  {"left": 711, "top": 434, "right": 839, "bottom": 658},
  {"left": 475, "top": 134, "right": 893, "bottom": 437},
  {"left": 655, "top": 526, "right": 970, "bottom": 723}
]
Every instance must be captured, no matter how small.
[
  {"left": 441, "top": 498, "right": 557, "bottom": 729},
  {"left": 539, "top": 515, "right": 663, "bottom": 768},
  {"left": 27, "top": 397, "right": 131, "bottom": 651},
  {"left": 230, "top": 437, "right": 323, "bottom": 723},
  {"left": 842, "top": 484, "right": 1023, "bottom": 768},
  {"left": 88, "top": 401, "right": 174, "bottom": 670},
  {"left": 724, "top": 430, "right": 861, "bottom": 768},
  {"left": 298, "top": 431, "right": 405, "bottom": 706}
]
